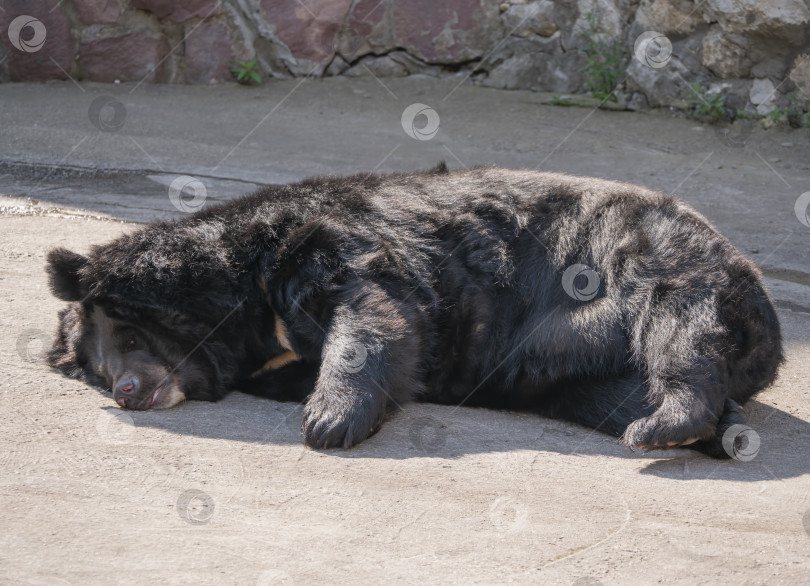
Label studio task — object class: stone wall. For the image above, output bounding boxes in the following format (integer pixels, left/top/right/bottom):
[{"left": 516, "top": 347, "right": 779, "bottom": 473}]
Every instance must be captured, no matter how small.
[{"left": 1, "top": 0, "right": 809, "bottom": 115}]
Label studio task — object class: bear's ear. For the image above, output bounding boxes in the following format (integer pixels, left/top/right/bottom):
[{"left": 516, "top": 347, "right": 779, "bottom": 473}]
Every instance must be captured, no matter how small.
[{"left": 46, "top": 248, "right": 88, "bottom": 301}]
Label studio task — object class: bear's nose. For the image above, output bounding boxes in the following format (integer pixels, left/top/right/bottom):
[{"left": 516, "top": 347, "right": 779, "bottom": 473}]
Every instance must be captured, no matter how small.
[
  {"left": 115, "top": 375, "right": 138, "bottom": 394},
  {"left": 114, "top": 375, "right": 139, "bottom": 408}
]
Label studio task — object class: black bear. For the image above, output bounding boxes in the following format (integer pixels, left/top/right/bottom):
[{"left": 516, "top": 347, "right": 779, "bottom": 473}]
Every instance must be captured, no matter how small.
[{"left": 47, "top": 164, "right": 783, "bottom": 457}]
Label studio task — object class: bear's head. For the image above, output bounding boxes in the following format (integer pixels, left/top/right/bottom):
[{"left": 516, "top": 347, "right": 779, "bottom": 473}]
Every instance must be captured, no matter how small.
[{"left": 45, "top": 248, "right": 228, "bottom": 410}]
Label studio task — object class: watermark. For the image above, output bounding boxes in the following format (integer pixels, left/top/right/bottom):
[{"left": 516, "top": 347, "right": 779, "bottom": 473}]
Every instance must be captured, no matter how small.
[
  {"left": 722, "top": 424, "right": 761, "bottom": 461},
  {"left": 713, "top": 120, "right": 754, "bottom": 149},
  {"left": 562, "top": 263, "right": 601, "bottom": 301},
  {"left": 572, "top": 579, "right": 604, "bottom": 586},
  {"left": 95, "top": 410, "right": 135, "bottom": 445},
  {"left": 401, "top": 103, "right": 440, "bottom": 141},
  {"left": 168, "top": 175, "right": 208, "bottom": 213},
  {"left": 633, "top": 31, "right": 672, "bottom": 69},
  {"left": 257, "top": 569, "right": 295, "bottom": 585},
  {"left": 795, "top": 192, "right": 810, "bottom": 228},
  {"left": 176, "top": 489, "right": 215, "bottom": 525},
  {"left": 803, "top": 509, "right": 810, "bottom": 538},
  {"left": 408, "top": 415, "right": 447, "bottom": 454},
  {"left": 280, "top": 404, "right": 304, "bottom": 437},
  {"left": 8, "top": 15, "right": 46, "bottom": 53},
  {"left": 340, "top": 339, "right": 368, "bottom": 374},
  {"left": 16, "top": 328, "right": 51, "bottom": 362},
  {"left": 489, "top": 496, "right": 528, "bottom": 533},
  {"left": 88, "top": 95, "right": 127, "bottom": 132}
]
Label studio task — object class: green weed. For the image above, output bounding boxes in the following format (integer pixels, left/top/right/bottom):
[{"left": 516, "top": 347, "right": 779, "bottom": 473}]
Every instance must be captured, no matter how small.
[
  {"left": 685, "top": 82, "right": 726, "bottom": 122},
  {"left": 766, "top": 93, "right": 810, "bottom": 128},
  {"left": 231, "top": 57, "right": 263, "bottom": 85},
  {"left": 581, "top": 13, "right": 625, "bottom": 102}
]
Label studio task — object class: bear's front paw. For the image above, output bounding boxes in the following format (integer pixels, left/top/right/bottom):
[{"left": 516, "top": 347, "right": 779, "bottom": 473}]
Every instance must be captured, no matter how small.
[{"left": 301, "top": 390, "right": 384, "bottom": 449}]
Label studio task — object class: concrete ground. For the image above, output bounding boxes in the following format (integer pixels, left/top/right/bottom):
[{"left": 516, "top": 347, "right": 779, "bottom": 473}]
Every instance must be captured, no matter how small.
[{"left": 1, "top": 77, "right": 809, "bottom": 585}]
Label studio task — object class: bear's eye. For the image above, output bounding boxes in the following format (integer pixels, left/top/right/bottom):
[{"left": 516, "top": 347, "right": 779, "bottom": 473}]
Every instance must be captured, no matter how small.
[{"left": 118, "top": 330, "right": 139, "bottom": 352}]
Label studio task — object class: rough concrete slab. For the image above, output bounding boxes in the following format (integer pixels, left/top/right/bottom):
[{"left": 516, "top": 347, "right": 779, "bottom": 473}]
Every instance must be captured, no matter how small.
[{"left": 1, "top": 78, "right": 809, "bottom": 584}]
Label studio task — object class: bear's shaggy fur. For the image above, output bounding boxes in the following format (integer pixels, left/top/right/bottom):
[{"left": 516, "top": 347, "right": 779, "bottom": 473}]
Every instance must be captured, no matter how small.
[{"left": 47, "top": 164, "right": 783, "bottom": 457}]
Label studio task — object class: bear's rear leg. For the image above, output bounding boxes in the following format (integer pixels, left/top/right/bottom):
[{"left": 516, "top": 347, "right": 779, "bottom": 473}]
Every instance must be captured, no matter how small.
[{"left": 621, "top": 288, "right": 733, "bottom": 451}]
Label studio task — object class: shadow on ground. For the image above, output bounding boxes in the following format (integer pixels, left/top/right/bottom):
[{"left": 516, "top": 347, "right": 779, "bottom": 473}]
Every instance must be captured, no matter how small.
[{"left": 113, "top": 385, "right": 810, "bottom": 482}]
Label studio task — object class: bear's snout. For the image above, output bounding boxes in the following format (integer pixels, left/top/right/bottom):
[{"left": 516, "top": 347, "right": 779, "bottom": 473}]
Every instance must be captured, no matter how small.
[{"left": 113, "top": 374, "right": 139, "bottom": 408}]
